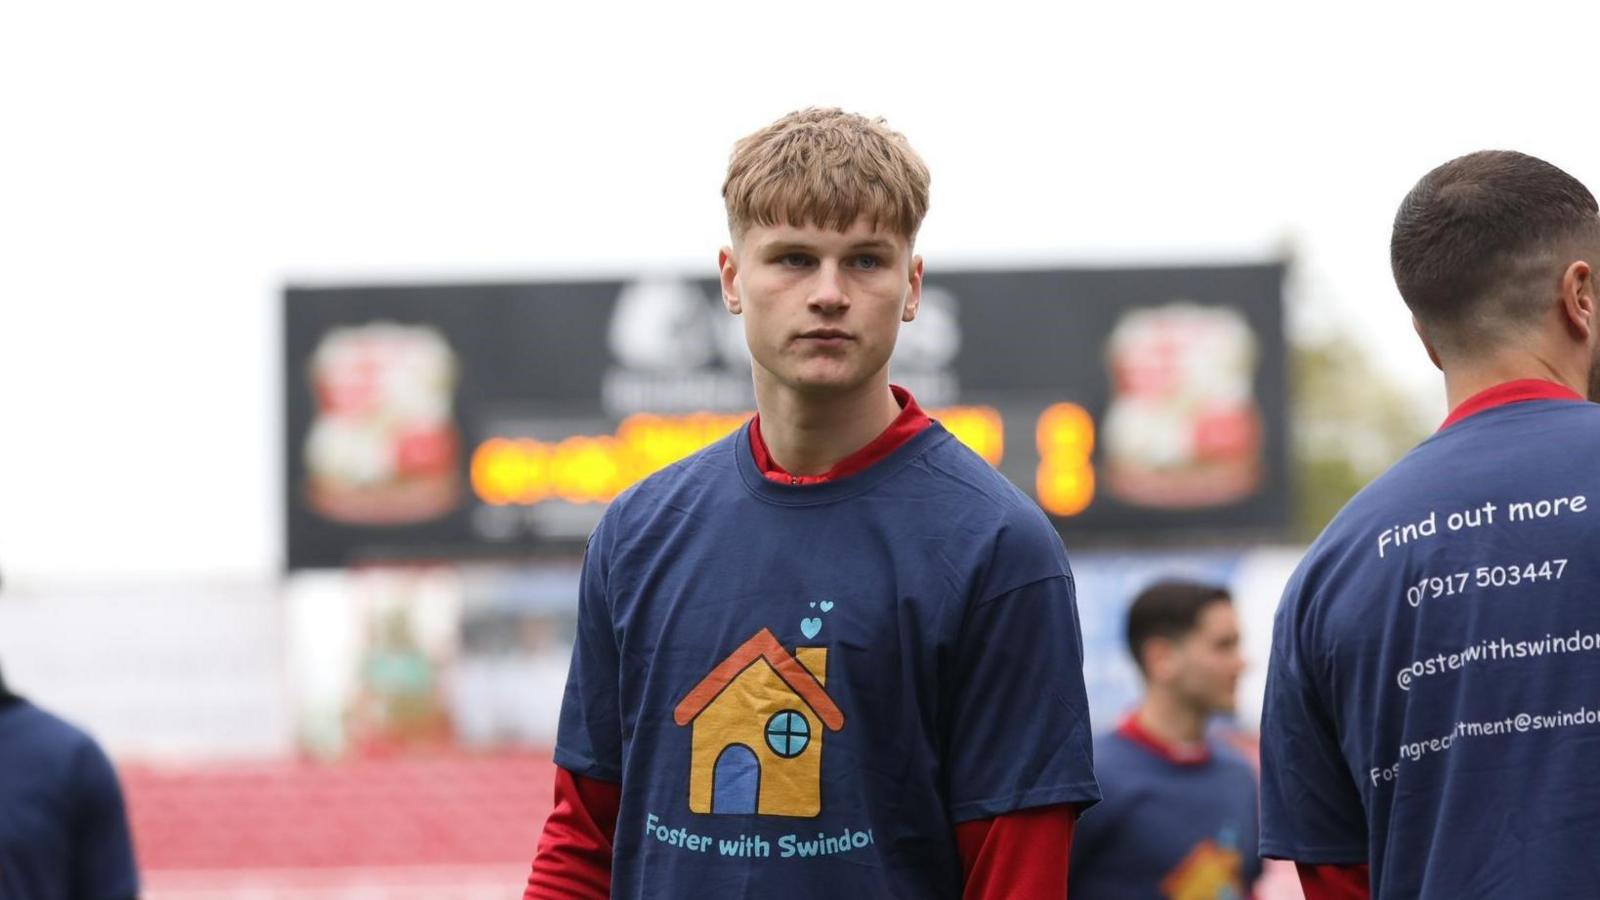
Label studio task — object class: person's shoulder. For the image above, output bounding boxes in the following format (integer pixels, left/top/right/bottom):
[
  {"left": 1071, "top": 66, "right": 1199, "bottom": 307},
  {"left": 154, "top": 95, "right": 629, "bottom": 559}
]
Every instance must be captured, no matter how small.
[
  {"left": 596, "top": 426, "right": 744, "bottom": 532},
  {"left": 1206, "top": 739, "right": 1259, "bottom": 778},
  {"left": 900, "top": 430, "right": 1073, "bottom": 595},
  {"left": 910, "top": 428, "right": 1057, "bottom": 534},
  {"left": 1304, "top": 399, "right": 1600, "bottom": 561},
  {"left": 0, "top": 701, "right": 105, "bottom": 773},
  {"left": 1460, "top": 395, "right": 1600, "bottom": 430},
  {"left": 914, "top": 425, "right": 1030, "bottom": 502},
  {"left": 1090, "top": 728, "right": 1140, "bottom": 764},
  {"left": 3, "top": 699, "right": 91, "bottom": 743},
  {"left": 1290, "top": 422, "right": 1451, "bottom": 582}
]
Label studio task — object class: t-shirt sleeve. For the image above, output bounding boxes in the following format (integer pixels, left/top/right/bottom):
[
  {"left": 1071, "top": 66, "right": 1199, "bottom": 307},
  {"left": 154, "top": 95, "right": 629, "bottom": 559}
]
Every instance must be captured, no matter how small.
[
  {"left": 943, "top": 512, "right": 1100, "bottom": 822},
  {"left": 525, "top": 768, "right": 621, "bottom": 900},
  {"left": 1064, "top": 775, "right": 1111, "bottom": 887},
  {"left": 1239, "top": 761, "right": 1265, "bottom": 885},
  {"left": 70, "top": 738, "right": 139, "bottom": 900},
  {"left": 1259, "top": 571, "right": 1368, "bottom": 864},
  {"left": 553, "top": 517, "right": 625, "bottom": 782}
]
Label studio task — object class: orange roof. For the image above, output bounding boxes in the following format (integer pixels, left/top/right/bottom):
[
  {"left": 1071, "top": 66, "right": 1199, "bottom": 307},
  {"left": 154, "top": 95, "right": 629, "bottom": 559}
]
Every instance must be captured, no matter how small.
[{"left": 672, "top": 628, "right": 844, "bottom": 731}]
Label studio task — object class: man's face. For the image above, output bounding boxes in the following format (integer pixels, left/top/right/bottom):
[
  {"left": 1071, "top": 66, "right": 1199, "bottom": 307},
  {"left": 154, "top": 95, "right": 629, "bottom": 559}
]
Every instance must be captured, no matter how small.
[
  {"left": 1161, "top": 602, "right": 1246, "bottom": 716},
  {"left": 719, "top": 217, "right": 922, "bottom": 400}
]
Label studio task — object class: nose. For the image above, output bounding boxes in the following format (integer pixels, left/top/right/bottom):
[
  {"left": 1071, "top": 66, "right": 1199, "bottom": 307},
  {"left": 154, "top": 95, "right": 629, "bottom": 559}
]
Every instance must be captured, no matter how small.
[{"left": 808, "top": 262, "right": 849, "bottom": 314}]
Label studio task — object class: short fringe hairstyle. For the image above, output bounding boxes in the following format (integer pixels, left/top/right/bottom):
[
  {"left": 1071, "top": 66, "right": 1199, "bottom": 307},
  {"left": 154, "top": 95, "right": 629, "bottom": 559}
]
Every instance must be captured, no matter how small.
[{"left": 723, "top": 107, "right": 930, "bottom": 243}]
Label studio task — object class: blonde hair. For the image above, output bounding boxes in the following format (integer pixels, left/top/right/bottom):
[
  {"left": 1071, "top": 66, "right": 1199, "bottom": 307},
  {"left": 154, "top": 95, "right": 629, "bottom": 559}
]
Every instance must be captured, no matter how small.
[{"left": 722, "top": 107, "right": 930, "bottom": 243}]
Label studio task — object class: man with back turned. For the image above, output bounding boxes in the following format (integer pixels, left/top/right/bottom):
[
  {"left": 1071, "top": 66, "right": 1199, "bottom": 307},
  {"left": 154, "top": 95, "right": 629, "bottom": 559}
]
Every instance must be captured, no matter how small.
[{"left": 1261, "top": 151, "right": 1600, "bottom": 898}]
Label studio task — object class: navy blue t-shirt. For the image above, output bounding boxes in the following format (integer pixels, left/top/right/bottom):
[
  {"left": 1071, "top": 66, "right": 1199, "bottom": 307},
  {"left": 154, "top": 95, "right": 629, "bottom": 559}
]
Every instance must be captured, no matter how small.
[
  {"left": 1071, "top": 729, "right": 1259, "bottom": 899},
  {"left": 1261, "top": 397, "right": 1600, "bottom": 896},
  {"left": 555, "top": 422, "right": 1100, "bottom": 898},
  {"left": 0, "top": 697, "right": 139, "bottom": 900}
]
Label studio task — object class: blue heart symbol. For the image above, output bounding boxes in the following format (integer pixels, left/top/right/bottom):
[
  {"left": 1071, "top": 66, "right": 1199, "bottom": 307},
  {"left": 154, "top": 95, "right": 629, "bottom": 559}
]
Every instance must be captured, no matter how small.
[
  {"left": 809, "top": 602, "right": 817, "bottom": 608},
  {"left": 801, "top": 617, "right": 822, "bottom": 639},
  {"left": 819, "top": 601, "right": 834, "bottom": 613}
]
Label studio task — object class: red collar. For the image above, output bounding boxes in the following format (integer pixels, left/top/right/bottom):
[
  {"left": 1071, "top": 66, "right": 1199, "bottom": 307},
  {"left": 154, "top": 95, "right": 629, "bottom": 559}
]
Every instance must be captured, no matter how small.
[
  {"left": 1117, "top": 712, "right": 1210, "bottom": 766},
  {"left": 1438, "top": 379, "right": 1583, "bottom": 431},
  {"left": 749, "top": 385, "right": 933, "bottom": 485}
]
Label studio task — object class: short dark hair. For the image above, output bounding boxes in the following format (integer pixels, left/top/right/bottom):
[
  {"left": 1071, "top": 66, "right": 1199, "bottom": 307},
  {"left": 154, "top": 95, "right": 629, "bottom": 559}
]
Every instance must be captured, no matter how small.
[
  {"left": 1125, "top": 579, "right": 1231, "bottom": 673},
  {"left": 1391, "top": 150, "right": 1600, "bottom": 354}
]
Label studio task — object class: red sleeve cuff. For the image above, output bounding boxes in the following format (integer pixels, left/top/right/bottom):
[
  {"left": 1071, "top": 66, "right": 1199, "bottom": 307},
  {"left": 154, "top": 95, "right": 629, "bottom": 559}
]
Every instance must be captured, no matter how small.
[
  {"left": 955, "top": 804, "right": 1077, "bottom": 899},
  {"left": 525, "top": 768, "right": 622, "bottom": 900},
  {"left": 1295, "top": 862, "right": 1371, "bottom": 900},
  {"left": 527, "top": 773, "right": 1081, "bottom": 899}
]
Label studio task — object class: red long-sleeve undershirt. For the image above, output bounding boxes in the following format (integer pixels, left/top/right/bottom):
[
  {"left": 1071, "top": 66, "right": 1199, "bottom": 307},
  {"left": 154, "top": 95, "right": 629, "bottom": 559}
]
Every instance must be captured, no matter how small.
[
  {"left": 526, "top": 768, "right": 619, "bottom": 899},
  {"left": 1296, "top": 864, "right": 1371, "bottom": 899},
  {"left": 526, "top": 386, "right": 1078, "bottom": 898},
  {"left": 525, "top": 768, "right": 1078, "bottom": 900}
]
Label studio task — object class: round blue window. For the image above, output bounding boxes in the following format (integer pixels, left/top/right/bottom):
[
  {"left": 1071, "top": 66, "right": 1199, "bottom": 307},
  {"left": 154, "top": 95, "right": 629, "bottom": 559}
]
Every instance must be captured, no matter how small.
[{"left": 765, "top": 710, "right": 811, "bottom": 758}]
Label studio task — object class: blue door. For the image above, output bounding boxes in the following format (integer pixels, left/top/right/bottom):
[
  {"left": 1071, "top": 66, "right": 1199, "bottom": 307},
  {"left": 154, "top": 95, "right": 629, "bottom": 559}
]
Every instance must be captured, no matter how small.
[{"left": 711, "top": 744, "right": 760, "bottom": 814}]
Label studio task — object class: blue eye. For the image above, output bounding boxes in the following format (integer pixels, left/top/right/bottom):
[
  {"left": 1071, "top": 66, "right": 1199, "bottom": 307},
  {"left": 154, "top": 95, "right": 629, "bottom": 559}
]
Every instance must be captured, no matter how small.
[
  {"left": 779, "top": 253, "right": 812, "bottom": 267},
  {"left": 853, "top": 255, "right": 881, "bottom": 270}
]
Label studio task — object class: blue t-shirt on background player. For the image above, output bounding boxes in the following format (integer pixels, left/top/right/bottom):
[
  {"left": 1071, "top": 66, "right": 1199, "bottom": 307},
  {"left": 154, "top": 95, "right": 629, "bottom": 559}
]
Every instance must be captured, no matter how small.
[
  {"left": 1262, "top": 389, "right": 1600, "bottom": 897},
  {"left": 1070, "top": 721, "right": 1260, "bottom": 899},
  {"left": 556, "top": 421, "right": 1100, "bottom": 899},
  {"left": 0, "top": 694, "right": 140, "bottom": 900}
]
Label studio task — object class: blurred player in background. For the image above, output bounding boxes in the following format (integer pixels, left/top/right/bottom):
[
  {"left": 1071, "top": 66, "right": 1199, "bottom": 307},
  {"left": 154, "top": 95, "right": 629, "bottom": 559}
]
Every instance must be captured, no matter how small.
[
  {"left": 524, "top": 107, "right": 1099, "bottom": 898},
  {"left": 0, "top": 570, "right": 140, "bottom": 900},
  {"left": 1070, "top": 580, "right": 1260, "bottom": 899},
  {"left": 1262, "top": 151, "right": 1600, "bottom": 898}
]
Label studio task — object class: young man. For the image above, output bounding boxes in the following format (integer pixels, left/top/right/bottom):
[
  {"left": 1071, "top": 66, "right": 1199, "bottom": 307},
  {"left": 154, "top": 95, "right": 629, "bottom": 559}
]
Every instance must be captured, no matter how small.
[
  {"left": 1070, "top": 580, "right": 1259, "bottom": 899},
  {"left": 525, "top": 108, "right": 1099, "bottom": 898},
  {"left": 0, "top": 662, "right": 140, "bottom": 900},
  {"left": 1261, "top": 151, "right": 1600, "bottom": 899}
]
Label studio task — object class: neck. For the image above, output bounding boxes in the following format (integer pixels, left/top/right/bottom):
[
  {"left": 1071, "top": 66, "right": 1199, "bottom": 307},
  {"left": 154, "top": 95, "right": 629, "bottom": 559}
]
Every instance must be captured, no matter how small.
[
  {"left": 1135, "top": 690, "right": 1209, "bottom": 746},
  {"left": 752, "top": 373, "right": 902, "bottom": 476},
  {"left": 1443, "top": 347, "right": 1587, "bottom": 411}
]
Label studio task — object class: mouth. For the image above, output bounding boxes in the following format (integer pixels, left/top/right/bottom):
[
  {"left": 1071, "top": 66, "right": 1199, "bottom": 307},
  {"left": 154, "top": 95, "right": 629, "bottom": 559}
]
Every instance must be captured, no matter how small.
[{"left": 795, "top": 328, "right": 853, "bottom": 342}]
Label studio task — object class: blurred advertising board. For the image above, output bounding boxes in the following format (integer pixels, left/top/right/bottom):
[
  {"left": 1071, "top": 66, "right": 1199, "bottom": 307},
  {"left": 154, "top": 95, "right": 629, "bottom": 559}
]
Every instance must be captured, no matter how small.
[
  {"left": 282, "top": 548, "right": 1301, "bottom": 755},
  {"left": 284, "top": 264, "right": 1287, "bottom": 570}
]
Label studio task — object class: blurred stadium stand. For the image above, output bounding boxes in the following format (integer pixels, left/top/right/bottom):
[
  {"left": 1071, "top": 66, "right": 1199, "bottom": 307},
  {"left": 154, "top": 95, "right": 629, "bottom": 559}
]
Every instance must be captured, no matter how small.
[
  {"left": 123, "top": 752, "right": 548, "bottom": 898},
  {"left": 1, "top": 549, "right": 1304, "bottom": 897}
]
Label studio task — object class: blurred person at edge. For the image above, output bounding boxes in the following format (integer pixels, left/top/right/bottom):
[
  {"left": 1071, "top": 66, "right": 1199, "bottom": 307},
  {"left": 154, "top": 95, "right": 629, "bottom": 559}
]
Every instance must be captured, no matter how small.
[
  {"left": 1070, "top": 580, "right": 1261, "bottom": 899},
  {"left": 1261, "top": 151, "right": 1600, "bottom": 899},
  {"left": 523, "top": 107, "right": 1099, "bottom": 899},
  {"left": 0, "top": 575, "right": 140, "bottom": 899}
]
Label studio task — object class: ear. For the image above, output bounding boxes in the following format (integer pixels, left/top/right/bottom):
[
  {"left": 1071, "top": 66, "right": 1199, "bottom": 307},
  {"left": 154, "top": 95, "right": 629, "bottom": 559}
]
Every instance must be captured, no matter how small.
[
  {"left": 719, "top": 246, "right": 741, "bottom": 315},
  {"left": 1558, "top": 259, "right": 1596, "bottom": 342},
  {"left": 902, "top": 254, "right": 924, "bottom": 323},
  {"left": 1141, "top": 636, "right": 1175, "bottom": 683},
  {"left": 1412, "top": 314, "right": 1443, "bottom": 372}
]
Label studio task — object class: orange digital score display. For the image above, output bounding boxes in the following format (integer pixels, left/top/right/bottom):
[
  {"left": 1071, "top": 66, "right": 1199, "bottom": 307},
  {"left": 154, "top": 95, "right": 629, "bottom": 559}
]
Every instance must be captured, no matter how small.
[
  {"left": 1034, "top": 402, "right": 1095, "bottom": 517},
  {"left": 471, "top": 413, "right": 750, "bottom": 506},
  {"left": 467, "top": 405, "right": 1024, "bottom": 509},
  {"left": 470, "top": 404, "right": 1094, "bottom": 516}
]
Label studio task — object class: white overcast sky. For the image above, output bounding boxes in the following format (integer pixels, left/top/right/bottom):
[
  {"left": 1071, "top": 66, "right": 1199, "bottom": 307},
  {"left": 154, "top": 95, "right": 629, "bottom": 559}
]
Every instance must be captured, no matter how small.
[{"left": 3, "top": 1, "right": 1597, "bottom": 580}]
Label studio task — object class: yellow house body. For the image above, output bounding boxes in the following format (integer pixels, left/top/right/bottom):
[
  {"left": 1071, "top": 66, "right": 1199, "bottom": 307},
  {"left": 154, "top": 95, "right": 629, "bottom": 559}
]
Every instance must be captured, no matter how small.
[{"left": 673, "top": 629, "right": 844, "bottom": 818}]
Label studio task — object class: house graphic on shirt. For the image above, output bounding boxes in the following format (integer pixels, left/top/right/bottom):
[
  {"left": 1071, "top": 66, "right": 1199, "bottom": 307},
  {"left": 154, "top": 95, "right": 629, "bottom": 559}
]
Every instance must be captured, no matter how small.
[
  {"left": 673, "top": 628, "right": 845, "bottom": 818},
  {"left": 1159, "top": 836, "right": 1243, "bottom": 900}
]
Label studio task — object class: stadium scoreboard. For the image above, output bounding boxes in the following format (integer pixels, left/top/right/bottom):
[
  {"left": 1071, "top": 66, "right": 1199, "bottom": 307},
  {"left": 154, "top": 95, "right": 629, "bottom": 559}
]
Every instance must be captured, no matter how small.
[{"left": 285, "top": 264, "right": 1287, "bottom": 570}]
